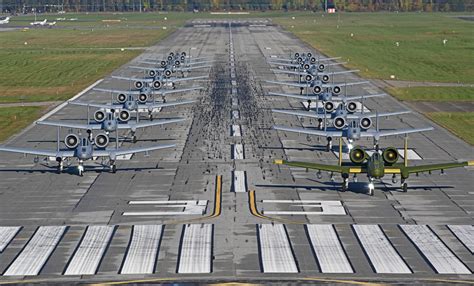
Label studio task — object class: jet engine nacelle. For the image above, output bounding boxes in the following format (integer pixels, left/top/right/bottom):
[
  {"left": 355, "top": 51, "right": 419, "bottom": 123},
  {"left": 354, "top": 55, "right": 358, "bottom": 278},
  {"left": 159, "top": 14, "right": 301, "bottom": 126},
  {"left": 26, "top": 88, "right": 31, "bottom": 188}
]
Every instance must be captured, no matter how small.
[
  {"left": 94, "top": 133, "right": 109, "bottom": 148},
  {"left": 164, "top": 69, "right": 172, "bottom": 77},
  {"left": 167, "top": 55, "right": 173, "bottom": 61},
  {"left": 64, "top": 134, "right": 79, "bottom": 149},
  {"left": 161, "top": 60, "right": 167, "bottom": 67},
  {"left": 382, "top": 147, "right": 399, "bottom": 165},
  {"left": 305, "top": 74, "right": 313, "bottom": 82},
  {"left": 359, "top": 117, "right": 372, "bottom": 130},
  {"left": 313, "top": 85, "right": 323, "bottom": 95},
  {"left": 180, "top": 55, "right": 185, "bottom": 61},
  {"left": 297, "top": 57, "right": 303, "bottom": 63},
  {"left": 138, "top": 93, "right": 148, "bottom": 103},
  {"left": 310, "top": 57, "right": 316, "bottom": 64},
  {"left": 174, "top": 60, "right": 180, "bottom": 67},
  {"left": 346, "top": 101, "right": 358, "bottom": 113},
  {"left": 94, "top": 110, "right": 106, "bottom": 123},
  {"left": 349, "top": 147, "right": 368, "bottom": 164},
  {"left": 332, "top": 85, "right": 342, "bottom": 95},
  {"left": 134, "top": 81, "right": 144, "bottom": 90},
  {"left": 152, "top": 80, "right": 162, "bottom": 90},
  {"left": 118, "top": 110, "right": 131, "bottom": 122},
  {"left": 318, "top": 64, "right": 325, "bottom": 72},
  {"left": 324, "top": 101, "right": 335, "bottom": 113},
  {"left": 294, "top": 52, "right": 300, "bottom": 59},
  {"left": 322, "top": 74, "right": 330, "bottom": 83},
  {"left": 307, "top": 52, "right": 313, "bottom": 58},
  {"left": 149, "top": 70, "right": 158, "bottom": 77},
  {"left": 333, "top": 116, "right": 346, "bottom": 129},
  {"left": 117, "top": 93, "right": 127, "bottom": 104},
  {"left": 303, "top": 64, "right": 310, "bottom": 70}
]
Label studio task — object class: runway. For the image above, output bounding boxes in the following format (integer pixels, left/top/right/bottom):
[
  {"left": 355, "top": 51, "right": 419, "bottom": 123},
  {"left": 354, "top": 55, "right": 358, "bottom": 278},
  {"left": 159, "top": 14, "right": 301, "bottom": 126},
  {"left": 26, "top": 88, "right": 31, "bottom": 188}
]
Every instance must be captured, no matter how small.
[{"left": 0, "top": 19, "right": 473, "bottom": 284}]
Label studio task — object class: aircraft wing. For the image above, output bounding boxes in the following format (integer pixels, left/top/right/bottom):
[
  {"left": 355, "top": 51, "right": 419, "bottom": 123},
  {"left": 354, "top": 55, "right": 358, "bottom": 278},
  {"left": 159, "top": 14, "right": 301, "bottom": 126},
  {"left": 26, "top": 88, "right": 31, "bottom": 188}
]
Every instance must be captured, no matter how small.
[
  {"left": 68, "top": 101, "right": 118, "bottom": 110},
  {"left": 170, "top": 76, "right": 207, "bottom": 83},
  {"left": 187, "top": 60, "right": 214, "bottom": 66},
  {"left": 93, "top": 88, "right": 141, "bottom": 95},
  {"left": 147, "top": 99, "right": 196, "bottom": 109},
  {"left": 36, "top": 121, "right": 102, "bottom": 130},
  {"left": 268, "top": 62, "right": 298, "bottom": 68},
  {"left": 125, "top": 118, "right": 185, "bottom": 129},
  {"left": 129, "top": 65, "right": 159, "bottom": 71},
  {"left": 270, "top": 69, "right": 306, "bottom": 76},
  {"left": 137, "top": 60, "right": 160, "bottom": 65},
  {"left": 268, "top": 92, "right": 319, "bottom": 101},
  {"left": 274, "top": 159, "right": 346, "bottom": 173},
  {"left": 329, "top": 70, "right": 360, "bottom": 75},
  {"left": 272, "top": 109, "right": 322, "bottom": 119},
  {"left": 324, "top": 81, "right": 369, "bottom": 88},
  {"left": 154, "top": 86, "right": 202, "bottom": 95},
  {"left": 404, "top": 161, "right": 474, "bottom": 174},
  {"left": 179, "top": 65, "right": 212, "bottom": 71},
  {"left": 342, "top": 93, "right": 387, "bottom": 102},
  {"left": 95, "top": 144, "right": 176, "bottom": 157},
  {"left": 273, "top": 125, "right": 341, "bottom": 137},
  {"left": 265, "top": 80, "right": 307, "bottom": 88},
  {"left": 111, "top": 76, "right": 153, "bottom": 82},
  {"left": 0, "top": 146, "right": 74, "bottom": 158},
  {"left": 357, "top": 110, "right": 411, "bottom": 119},
  {"left": 361, "top": 127, "right": 434, "bottom": 138}
]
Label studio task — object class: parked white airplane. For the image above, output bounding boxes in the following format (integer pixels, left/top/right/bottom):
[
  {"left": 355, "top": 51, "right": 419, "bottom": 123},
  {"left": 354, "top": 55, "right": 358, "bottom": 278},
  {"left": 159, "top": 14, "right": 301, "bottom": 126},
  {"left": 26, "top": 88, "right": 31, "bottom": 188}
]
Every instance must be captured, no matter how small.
[
  {"left": 30, "top": 19, "right": 56, "bottom": 26},
  {"left": 0, "top": 17, "right": 10, "bottom": 24}
]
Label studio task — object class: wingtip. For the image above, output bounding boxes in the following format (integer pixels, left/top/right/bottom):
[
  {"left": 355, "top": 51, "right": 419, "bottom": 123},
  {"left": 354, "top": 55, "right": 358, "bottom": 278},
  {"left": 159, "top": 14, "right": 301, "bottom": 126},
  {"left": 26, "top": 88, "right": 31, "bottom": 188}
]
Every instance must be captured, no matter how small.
[
  {"left": 274, "top": 159, "right": 284, "bottom": 165},
  {"left": 468, "top": 161, "right": 474, "bottom": 166}
]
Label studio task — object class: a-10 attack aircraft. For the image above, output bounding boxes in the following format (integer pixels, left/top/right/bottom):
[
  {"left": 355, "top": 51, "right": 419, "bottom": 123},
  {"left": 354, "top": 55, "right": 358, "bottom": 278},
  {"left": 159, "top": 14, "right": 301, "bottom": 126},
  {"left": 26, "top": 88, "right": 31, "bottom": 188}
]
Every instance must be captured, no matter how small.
[
  {"left": 266, "top": 78, "right": 369, "bottom": 96},
  {"left": 110, "top": 74, "right": 206, "bottom": 91},
  {"left": 36, "top": 108, "right": 185, "bottom": 143},
  {"left": 0, "top": 129, "right": 175, "bottom": 176},
  {"left": 74, "top": 90, "right": 197, "bottom": 120},
  {"left": 275, "top": 138, "right": 474, "bottom": 195}
]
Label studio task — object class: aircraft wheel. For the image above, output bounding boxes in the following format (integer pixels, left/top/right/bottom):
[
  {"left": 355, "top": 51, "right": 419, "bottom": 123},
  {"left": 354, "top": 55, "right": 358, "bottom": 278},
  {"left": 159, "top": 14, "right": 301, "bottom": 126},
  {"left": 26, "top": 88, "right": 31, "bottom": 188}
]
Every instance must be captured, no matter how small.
[
  {"left": 78, "top": 169, "right": 84, "bottom": 176},
  {"left": 111, "top": 164, "right": 117, "bottom": 173},
  {"left": 132, "top": 135, "right": 137, "bottom": 143},
  {"left": 369, "top": 188, "right": 374, "bottom": 196},
  {"left": 402, "top": 183, "right": 408, "bottom": 193}
]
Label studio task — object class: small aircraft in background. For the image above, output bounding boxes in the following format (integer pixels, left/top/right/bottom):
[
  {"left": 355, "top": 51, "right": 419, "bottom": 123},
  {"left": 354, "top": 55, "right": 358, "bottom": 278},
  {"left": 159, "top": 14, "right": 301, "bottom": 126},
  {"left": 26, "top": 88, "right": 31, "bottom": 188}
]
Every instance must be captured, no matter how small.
[{"left": 0, "top": 17, "right": 10, "bottom": 24}]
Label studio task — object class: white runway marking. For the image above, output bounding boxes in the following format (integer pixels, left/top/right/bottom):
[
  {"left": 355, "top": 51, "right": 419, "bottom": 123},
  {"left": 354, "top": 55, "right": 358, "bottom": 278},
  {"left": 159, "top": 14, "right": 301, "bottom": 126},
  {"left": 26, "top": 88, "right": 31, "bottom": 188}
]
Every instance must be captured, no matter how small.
[
  {"left": 232, "top": 110, "right": 240, "bottom": 119},
  {"left": 306, "top": 224, "right": 353, "bottom": 273},
  {"left": 448, "top": 225, "right": 474, "bottom": 253},
  {"left": 258, "top": 224, "right": 298, "bottom": 273},
  {"left": 232, "top": 144, "right": 244, "bottom": 160},
  {"left": 177, "top": 224, "right": 213, "bottom": 274},
  {"left": 123, "top": 200, "right": 208, "bottom": 216},
  {"left": 0, "top": 226, "right": 21, "bottom": 252},
  {"left": 120, "top": 225, "right": 163, "bottom": 274},
  {"left": 3, "top": 226, "right": 67, "bottom": 276},
  {"left": 400, "top": 225, "right": 471, "bottom": 274},
  {"left": 232, "top": 171, "right": 247, "bottom": 193},
  {"left": 64, "top": 225, "right": 115, "bottom": 275},
  {"left": 353, "top": 225, "right": 411, "bottom": 274},
  {"left": 262, "top": 200, "right": 346, "bottom": 215},
  {"left": 231, "top": 124, "right": 241, "bottom": 136},
  {"left": 232, "top": 98, "right": 239, "bottom": 106}
]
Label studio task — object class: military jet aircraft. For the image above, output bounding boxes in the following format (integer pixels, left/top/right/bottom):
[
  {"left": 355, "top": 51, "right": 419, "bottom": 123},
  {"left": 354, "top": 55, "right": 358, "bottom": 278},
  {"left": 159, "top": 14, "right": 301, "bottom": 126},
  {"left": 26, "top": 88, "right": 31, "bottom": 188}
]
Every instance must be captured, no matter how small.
[
  {"left": 266, "top": 78, "right": 369, "bottom": 95},
  {"left": 0, "top": 17, "right": 10, "bottom": 24},
  {"left": 274, "top": 138, "right": 473, "bottom": 195},
  {"left": 70, "top": 93, "right": 196, "bottom": 120},
  {"left": 0, "top": 129, "right": 175, "bottom": 176},
  {"left": 273, "top": 113, "right": 432, "bottom": 151},
  {"left": 110, "top": 75, "right": 206, "bottom": 91},
  {"left": 36, "top": 108, "right": 185, "bottom": 143}
]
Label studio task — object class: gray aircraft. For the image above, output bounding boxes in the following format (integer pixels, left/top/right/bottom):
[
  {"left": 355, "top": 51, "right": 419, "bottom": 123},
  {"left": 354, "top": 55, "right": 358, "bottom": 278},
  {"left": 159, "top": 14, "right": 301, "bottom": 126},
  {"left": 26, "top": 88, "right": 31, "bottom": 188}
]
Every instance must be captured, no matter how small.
[
  {"left": 110, "top": 74, "right": 207, "bottom": 91},
  {"left": 266, "top": 78, "right": 369, "bottom": 95},
  {"left": 70, "top": 93, "right": 196, "bottom": 120},
  {"left": 36, "top": 108, "right": 185, "bottom": 143},
  {"left": 274, "top": 117, "right": 433, "bottom": 151},
  {"left": 0, "top": 129, "right": 175, "bottom": 176}
]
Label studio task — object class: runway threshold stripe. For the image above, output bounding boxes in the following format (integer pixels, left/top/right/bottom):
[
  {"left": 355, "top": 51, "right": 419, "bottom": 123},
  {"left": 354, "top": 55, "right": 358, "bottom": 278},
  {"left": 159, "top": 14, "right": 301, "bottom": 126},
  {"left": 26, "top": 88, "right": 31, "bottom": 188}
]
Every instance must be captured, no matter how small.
[
  {"left": 232, "top": 144, "right": 244, "bottom": 160},
  {"left": 232, "top": 171, "right": 247, "bottom": 193},
  {"left": 306, "top": 224, "right": 353, "bottom": 273},
  {"left": 64, "top": 225, "right": 115, "bottom": 275},
  {"left": 353, "top": 225, "right": 411, "bottom": 274},
  {"left": 447, "top": 225, "right": 474, "bottom": 254},
  {"left": 120, "top": 225, "right": 163, "bottom": 274},
  {"left": 3, "top": 226, "right": 67, "bottom": 276},
  {"left": 0, "top": 226, "right": 21, "bottom": 252},
  {"left": 177, "top": 224, "right": 213, "bottom": 274},
  {"left": 257, "top": 224, "right": 299, "bottom": 273},
  {"left": 400, "top": 225, "right": 471, "bottom": 274}
]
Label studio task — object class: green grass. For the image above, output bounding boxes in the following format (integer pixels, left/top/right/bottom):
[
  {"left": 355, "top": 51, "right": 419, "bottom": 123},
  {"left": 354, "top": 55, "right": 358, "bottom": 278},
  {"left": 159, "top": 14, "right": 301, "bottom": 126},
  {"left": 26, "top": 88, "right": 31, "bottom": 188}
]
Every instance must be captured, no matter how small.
[
  {"left": 272, "top": 12, "right": 474, "bottom": 83},
  {"left": 0, "top": 106, "right": 46, "bottom": 142},
  {"left": 388, "top": 86, "right": 474, "bottom": 101},
  {"left": 426, "top": 112, "right": 474, "bottom": 145}
]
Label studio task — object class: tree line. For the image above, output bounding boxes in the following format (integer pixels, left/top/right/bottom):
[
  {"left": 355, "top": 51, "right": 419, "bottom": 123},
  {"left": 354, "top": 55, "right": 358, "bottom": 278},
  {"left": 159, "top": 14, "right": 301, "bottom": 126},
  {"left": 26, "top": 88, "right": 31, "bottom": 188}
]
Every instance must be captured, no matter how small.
[{"left": 1, "top": 0, "right": 472, "bottom": 13}]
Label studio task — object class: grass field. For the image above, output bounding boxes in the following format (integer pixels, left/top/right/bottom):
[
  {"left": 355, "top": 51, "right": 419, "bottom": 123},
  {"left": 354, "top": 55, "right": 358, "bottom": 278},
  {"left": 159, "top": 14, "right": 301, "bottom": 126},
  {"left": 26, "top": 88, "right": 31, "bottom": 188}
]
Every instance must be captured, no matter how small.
[
  {"left": 387, "top": 86, "right": 474, "bottom": 102},
  {"left": 272, "top": 12, "right": 474, "bottom": 84},
  {"left": 426, "top": 112, "right": 474, "bottom": 145},
  {"left": 0, "top": 106, "right": 46, "bottom": 142}
]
